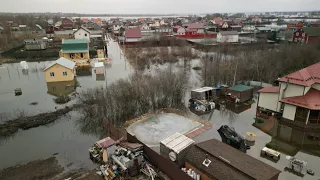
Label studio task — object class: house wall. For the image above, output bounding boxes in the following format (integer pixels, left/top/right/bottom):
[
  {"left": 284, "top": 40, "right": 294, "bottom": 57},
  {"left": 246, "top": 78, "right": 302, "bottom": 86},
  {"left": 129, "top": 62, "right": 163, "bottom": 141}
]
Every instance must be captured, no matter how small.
[
  {"left": 60, "top": 52, "right": 90, "bottom": 62},
  {"left": 217, "top": 34, "right": 239, "bottom": 43},
  {"left": 239, "top": 89, "right": 253, "bottom": 102},
  {"left": 292, "top": 29, "right": 308, "bottom": 43},
  {"left": 44, "top": 64, "right": 74, "bottom": 83},
  {"left": 312, "top": 83, "right": 320, "bottom": 91},
  {"left": 282, "top": 104, "right": 297, "bottom": 121},
  {"left": 279, "top": 82, "right": 305, "bottom": 99},
  {"left": 46, "top": 80, "right": 75, "bottom": 96},
  {"left": 258, "top": 93, "right": 280, "bottom": 112},
  {"left": 185, "top": 162, "right": 213, "bottom": 180},
  {"left": 197, "top": 29, "right": 205, "bottom": 34},
  {"left": 126, "top": 37, "right": 141, "bottom": 42},
  {"left": 304, "top": 86, "right": 311, "bottom": 95},
  {"left": 74, "top": 29, "right": 90, "bottom": 43}
]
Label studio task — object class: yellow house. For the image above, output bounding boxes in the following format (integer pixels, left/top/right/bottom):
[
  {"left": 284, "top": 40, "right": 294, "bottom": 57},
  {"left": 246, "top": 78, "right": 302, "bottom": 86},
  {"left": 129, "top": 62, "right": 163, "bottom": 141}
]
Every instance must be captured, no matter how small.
[
  {"left": 44, "top": 57, "right": 76, "bottom": 83},
  {"left": 59, "top": 39, "right": 90, "bottom": 66}
]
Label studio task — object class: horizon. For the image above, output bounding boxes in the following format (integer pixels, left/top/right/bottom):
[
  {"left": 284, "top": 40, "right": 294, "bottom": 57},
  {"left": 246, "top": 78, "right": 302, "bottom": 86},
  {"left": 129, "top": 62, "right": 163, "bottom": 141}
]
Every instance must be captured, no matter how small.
[{"left": 1, "top": 0, "right": 320, "bottom": 14}]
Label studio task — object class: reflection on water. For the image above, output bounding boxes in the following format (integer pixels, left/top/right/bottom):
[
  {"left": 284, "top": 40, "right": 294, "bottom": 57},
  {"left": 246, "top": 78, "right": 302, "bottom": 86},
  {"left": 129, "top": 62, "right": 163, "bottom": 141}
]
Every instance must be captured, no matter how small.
[{"left": 46, "top": 80, "right": 76, "bottom": 97}]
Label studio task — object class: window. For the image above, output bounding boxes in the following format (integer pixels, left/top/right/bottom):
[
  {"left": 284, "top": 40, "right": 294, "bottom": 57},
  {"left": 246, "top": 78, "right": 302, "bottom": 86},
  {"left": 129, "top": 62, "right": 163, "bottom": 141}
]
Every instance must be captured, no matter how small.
[
  {"left": 302, "top": 33, "right": 305, "bottom": 37},
  {"left": 309, "top": 110, "right": 320, "bottom": 124},
  {"left": 296, "top": 32, "right": 299, "bottom": 36},
  {"left": 295, "top": 107, "right": 309, "bottom": 123},
  {"left": 70, "top": 53, "right": 75, "bottom": 59},
  {"left": 80, "top": 53, "right": 84, "bottom": 58},
  {"left": 52, "top": 86, "right": 56, "bottom": 91},
  {"left": 63, "top": 71, "right": 67, "bottom": 76},
  {"left": 85, "top": 33, "right": 87, "bottom": 37},
  {"left": 50, "top": 72, "right": 55, "bottom": 77}
]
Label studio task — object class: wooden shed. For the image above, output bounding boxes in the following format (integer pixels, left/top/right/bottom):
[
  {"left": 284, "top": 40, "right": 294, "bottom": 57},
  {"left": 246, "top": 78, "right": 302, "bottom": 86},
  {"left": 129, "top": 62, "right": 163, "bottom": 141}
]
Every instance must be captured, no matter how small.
[{"left": 226, "top": 85, "right": 253, "bottom": 103}]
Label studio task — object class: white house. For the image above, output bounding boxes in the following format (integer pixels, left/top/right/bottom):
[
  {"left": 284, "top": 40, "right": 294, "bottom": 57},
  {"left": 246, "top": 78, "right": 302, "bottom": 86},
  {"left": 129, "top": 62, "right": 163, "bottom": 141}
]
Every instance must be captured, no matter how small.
[
  {"left": 243, "top": 25, "right": 256, "bottom": 32},
  {"left": 257, "top": 62, "right": 320, "bottom": 130},
  {"left": 113, "top": 22, "right": 123, "bottom": 35},
  {"left": 73, "top": 27, "right": 91, "bottom": 43},
  {"left": 217, "top": 31, "right": 239, "bottom": 43},
  {"left": 173, "top": 26, "right": 186, "bottom": 35},
  {"left": 140, "top": 23, "right": 150, "bottom": 30}
]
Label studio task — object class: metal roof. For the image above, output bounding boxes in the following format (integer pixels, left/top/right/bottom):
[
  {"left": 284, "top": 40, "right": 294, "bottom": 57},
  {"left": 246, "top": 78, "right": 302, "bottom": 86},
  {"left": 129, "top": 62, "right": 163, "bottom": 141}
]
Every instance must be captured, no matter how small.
[
  {"left": 44, "top": 57, "right": 76, "bottom": 71},
  {"left": 94, "top": 62, "right": 104, "bottom": 68},
  {"left": 228, "top": 85, "right": 253, "bottom": 92},
  {"left": 61, "top": 39, "right": 89, "bottom": 53},
  {"left": 160, "top": 132, "right": 194, "bottom": 154},
  {"left": 192, "top": 87, "right": 215, "bottom": 93}
]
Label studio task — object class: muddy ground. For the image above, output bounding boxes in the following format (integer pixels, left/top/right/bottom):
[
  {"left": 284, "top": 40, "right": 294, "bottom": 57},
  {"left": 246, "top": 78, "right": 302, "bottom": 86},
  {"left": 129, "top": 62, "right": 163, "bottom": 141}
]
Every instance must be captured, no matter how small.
[
  {"left": 0, "top": 157, "right": 101, "bottom": 180},
  {"left": 0, "top": 104, "right": 82, "bottom": 137}
]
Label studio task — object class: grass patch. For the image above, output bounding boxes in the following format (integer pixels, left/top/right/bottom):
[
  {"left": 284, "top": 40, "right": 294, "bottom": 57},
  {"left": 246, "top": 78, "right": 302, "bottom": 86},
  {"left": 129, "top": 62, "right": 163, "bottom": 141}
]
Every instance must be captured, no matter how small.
[{"left": 192, "top": 66, "right": 202, "bottom": 70}]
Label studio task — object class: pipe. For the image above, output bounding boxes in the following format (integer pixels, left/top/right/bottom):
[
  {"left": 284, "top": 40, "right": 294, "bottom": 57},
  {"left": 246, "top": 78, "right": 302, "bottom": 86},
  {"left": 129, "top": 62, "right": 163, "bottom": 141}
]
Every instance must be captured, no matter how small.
[{"left": 111, "top": 155, "right": 127, "bottom": 171}]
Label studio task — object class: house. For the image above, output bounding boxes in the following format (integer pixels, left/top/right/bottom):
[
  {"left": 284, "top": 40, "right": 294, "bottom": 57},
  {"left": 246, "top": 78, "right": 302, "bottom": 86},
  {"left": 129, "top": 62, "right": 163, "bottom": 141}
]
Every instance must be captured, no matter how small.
[
  {"left": 112, "top": 22, "right": 123, "bottom": 35},
  {"left": 73, "top": 27, "right": 91, "bottom": 43},
  {"left": 61, "top": 18, "right": 74, "bottom": 30},
  {"left": 226, "top": 85, "right": 253, "bottom": 102},
  {"left": 183, "top": 23, "right": 205, "bottom": 34},
  {"left": 257, "top": 62, "right": 320, "bottom": 130},
  {"left": 217, "top": 31, "right": 239, "bottom": 43},
  {"left": 292, "top": 27, "right": 320, "bottom": 44},
  {"left": 243, "top": 25, "right": 256, "bottom": 32},
  {"left": 173, "top": 26, "right": 186, "bottom": 35},
  {"left": 18, "top": 25, "right": 27, "bottom": 31},
  {"left": 155, "top": 26, "right": 173, "bottom": 34},
  {"left": 124, "top": 28, "right": 142, "bottom": 43},
  {"left": 59, "top": 39, "right": 89, "bottom": 65},
  {"left": 140, "top": 23, "right": 150, "bottom": 30},
  {"left": 185, "top": 139, "right": 281, "bottom": 180},
  {"left": 44, "top": 57, "right": 76, "bottom": 83},
  {"left": 24, "top": 39, "right": 47, "bottom": 51}
]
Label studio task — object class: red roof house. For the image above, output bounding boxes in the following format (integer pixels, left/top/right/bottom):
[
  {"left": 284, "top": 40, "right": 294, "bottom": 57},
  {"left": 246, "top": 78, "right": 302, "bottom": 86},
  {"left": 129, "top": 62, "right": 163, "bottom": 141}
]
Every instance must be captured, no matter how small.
[
  {"left": 124, "top": 28, "right": 142, "bottom": 44},
  {"left": 257, "top": 62, "right": 320, "bottom": 130}
]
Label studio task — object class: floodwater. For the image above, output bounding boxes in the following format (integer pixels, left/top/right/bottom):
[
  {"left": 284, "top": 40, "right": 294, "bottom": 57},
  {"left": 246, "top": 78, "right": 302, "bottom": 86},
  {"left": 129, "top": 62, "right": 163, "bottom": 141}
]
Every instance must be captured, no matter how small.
[
  {"left": 190, "top": 101, "right": 320, "bottom": 180},
  {"left": 0, "top": 36, "right": 320, "bottom": 180},
  {"left": 127, "top": 113, "right": 202, "bottom": 147}
]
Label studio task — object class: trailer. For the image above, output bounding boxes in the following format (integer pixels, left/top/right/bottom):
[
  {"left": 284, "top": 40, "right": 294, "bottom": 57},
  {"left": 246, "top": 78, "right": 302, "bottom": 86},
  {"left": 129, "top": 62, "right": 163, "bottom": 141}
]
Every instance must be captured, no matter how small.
[{"left": 261, "top": 147, "right": 281, "bottom": 161}]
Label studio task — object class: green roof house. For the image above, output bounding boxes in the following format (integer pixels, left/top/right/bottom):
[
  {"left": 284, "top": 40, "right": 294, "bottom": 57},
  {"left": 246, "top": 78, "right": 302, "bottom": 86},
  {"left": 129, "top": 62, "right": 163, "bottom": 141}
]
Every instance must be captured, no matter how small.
[
  {"left": 59, "top": 39, "right": 90, "bottom": 63},
  {"left": 227, "top": 84, "right": 253, "bottom": 102}
]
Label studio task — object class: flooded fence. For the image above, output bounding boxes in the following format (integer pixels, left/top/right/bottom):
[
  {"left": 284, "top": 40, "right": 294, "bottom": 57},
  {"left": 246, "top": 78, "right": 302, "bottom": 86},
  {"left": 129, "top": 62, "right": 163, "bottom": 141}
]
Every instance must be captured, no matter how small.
[
  {"left": 102, "top": 120, "right": 125, "bottom": 140},
  {"left": 127, "top": 132, "right": 193, "bottom": 180}
]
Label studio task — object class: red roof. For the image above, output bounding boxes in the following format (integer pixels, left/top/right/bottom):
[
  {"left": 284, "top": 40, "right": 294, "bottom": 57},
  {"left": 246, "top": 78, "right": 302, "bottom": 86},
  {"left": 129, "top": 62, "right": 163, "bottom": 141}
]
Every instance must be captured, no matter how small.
[
  {"left": 278, "top": 62, "right": 320, "bottom": 86},
  {"left": 125, "top": 28, "right": 142, "bottom": 38},
  {"left": 280, "top": 88, "right": 320, "bottom": 110},
  {"left": 257, "top": 86, "right": 280, "bottom": 93},
  {"left": 96, "top": 137, "right": 116, "bottom": 148},
  {"left": 183, "top": 23, "right": 204, "bottom": 29}
]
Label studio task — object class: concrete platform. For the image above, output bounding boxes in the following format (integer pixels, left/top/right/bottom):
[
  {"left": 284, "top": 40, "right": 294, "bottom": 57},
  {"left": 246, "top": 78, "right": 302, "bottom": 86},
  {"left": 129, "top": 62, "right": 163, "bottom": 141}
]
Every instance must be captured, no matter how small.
[{"left": 127, "top": 113, "right": 202, "bottom": 147}]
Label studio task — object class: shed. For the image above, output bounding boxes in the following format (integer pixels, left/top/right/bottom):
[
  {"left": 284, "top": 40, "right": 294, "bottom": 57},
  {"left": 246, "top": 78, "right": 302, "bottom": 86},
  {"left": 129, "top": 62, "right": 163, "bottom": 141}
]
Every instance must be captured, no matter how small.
[
  {"left": 227, "top": 85, "right": 253, "bottom": 102},
  {"left": 191, "top": 87, "right": 216, "bottom": 100},
  {"left": 160, "top": 132, "right": 194, "bottom": 167},
  {"left": 24, "top": 39, "right": 47, "bottom": 51},
  {"left": 94, "top": 62, "right": 105, "bottom": 75}
]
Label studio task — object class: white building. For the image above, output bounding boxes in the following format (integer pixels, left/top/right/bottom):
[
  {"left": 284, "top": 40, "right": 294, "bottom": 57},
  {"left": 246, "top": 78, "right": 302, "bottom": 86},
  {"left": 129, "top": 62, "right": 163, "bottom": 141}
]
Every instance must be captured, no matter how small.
[
  {"left": 73, "top": 27, "right": 91, "bottom": 43},
  {"left": 140, "top": 23, "right": 150, "bottom": 30},
  {"left": 257, "top": 62, "right": 320, "bottom": 130},
  {"left": 113, "top": 22, "right": 123, "bottom": 35},
  {"left": 173, "top": 26, "right": 186, "bottom": 35},
  {"left": 217, "top": 31, "right": 239, "bottom": 43}
]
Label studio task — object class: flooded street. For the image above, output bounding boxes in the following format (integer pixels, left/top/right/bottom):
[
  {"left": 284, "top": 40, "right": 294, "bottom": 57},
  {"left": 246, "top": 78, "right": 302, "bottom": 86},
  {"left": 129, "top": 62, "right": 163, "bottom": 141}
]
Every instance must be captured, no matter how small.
[{"left": 0, "top": 37, "right": 320, "bottom": 180}]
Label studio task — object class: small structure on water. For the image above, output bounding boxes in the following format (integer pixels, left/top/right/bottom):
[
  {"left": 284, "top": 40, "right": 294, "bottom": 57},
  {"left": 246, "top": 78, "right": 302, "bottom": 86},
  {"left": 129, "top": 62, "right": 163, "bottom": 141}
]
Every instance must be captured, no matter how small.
[
  {"left": 20, "top": 61, "right": 29, "bottom": 70},
  {"left": 43, "top": 57, "right": 76, "bottom": 83},
  {"left": 189, "top": 87, "right": 216, "bottom": 113},
  {"left": 14, "top": 88, "right": 22, "bottom": 96},
  {"left": 226, "top": 84, "right": 253, "bottom": 103}
]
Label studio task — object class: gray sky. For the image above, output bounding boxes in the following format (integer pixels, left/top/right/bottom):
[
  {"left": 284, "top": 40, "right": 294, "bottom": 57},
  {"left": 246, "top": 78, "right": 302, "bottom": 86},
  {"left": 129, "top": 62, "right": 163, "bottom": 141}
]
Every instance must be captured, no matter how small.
[{"left": 0, "top": 0, "right": 319, "bottom": 14}]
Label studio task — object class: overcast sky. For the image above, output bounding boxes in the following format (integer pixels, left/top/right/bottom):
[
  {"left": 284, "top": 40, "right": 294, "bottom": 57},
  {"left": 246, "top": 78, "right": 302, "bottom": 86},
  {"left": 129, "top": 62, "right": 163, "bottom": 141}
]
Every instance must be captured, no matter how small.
[{"left": 0, "top": 0, "right": 319, "bottom": 14}]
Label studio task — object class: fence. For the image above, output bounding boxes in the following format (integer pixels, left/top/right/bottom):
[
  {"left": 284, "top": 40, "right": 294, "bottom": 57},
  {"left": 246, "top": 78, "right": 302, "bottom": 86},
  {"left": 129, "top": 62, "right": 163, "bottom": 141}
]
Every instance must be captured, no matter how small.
[{"left": 127, "top": 132, "right": 193, "bottom": 180}]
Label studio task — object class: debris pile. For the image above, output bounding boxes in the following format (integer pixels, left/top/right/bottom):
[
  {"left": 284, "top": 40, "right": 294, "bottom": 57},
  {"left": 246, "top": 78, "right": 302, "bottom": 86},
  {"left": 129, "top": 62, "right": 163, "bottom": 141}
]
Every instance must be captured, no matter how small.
[{"left": 89, "top": 137, "right": 160, "bottom": 179}]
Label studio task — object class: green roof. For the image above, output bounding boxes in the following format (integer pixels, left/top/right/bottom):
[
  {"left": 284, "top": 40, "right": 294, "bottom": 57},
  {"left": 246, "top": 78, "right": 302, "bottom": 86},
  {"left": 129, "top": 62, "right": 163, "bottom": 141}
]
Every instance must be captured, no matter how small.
[
  {"left": 302, "top": 27, "right": 320, "bottom": 36},
  {"left": 61, "top": 39, "right": 89, "bottom": 53},
  {"left": 228, "top": 85, "right": 253, "bottom": 92}
]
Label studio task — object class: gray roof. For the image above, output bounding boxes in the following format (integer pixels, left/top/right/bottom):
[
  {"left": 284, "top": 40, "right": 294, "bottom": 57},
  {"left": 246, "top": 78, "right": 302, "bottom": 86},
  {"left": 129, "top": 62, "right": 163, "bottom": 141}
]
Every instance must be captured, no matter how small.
[
  {"left": 219, "top": 31, "right": 239, "bottom": 35},
  {"left": 24, "top": 39, "right": 44, "bottom": 43},
  {"left": 74, "top": 27, "right": 91, "bottom": 34},
  {"left": 44, "top": 57, "right": 76, "bottom": 71}
]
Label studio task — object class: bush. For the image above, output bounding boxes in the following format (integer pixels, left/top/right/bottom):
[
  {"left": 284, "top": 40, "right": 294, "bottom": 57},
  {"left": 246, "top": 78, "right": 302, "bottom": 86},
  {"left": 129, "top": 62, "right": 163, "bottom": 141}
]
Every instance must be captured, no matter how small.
[{"left": 265, "top": 142, "right": 278, "bottom": 150}]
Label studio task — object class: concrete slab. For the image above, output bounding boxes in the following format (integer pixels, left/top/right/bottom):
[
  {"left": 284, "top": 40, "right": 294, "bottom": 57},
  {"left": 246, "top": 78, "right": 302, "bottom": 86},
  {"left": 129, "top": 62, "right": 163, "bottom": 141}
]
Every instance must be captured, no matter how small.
[{"left": 127, "top": 113, "right": 202, "bottom": 147}]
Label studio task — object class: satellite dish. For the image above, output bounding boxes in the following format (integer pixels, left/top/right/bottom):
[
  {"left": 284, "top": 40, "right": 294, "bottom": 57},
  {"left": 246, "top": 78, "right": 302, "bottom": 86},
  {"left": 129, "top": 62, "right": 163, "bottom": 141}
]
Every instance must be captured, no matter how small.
[{"left": 169, "top": 151, "right": 176, "bottom": 162}]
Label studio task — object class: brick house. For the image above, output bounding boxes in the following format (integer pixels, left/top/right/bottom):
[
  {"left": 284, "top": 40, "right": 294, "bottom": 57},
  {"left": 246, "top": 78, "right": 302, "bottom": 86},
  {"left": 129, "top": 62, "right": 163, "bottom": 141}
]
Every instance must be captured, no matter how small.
[
  {"left": 185, "top": 139, "right": 281, "bottom": 180},
  {"left": 292, "top": 27, "right": 320, "bottom": 44}
]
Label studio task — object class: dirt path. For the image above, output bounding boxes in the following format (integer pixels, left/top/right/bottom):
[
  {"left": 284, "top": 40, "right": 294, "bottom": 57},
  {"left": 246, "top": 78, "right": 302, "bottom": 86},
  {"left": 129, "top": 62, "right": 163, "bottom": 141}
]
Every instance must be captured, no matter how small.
[{"left": 0, "top": 104, "right": 81, "bottom": 137}]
